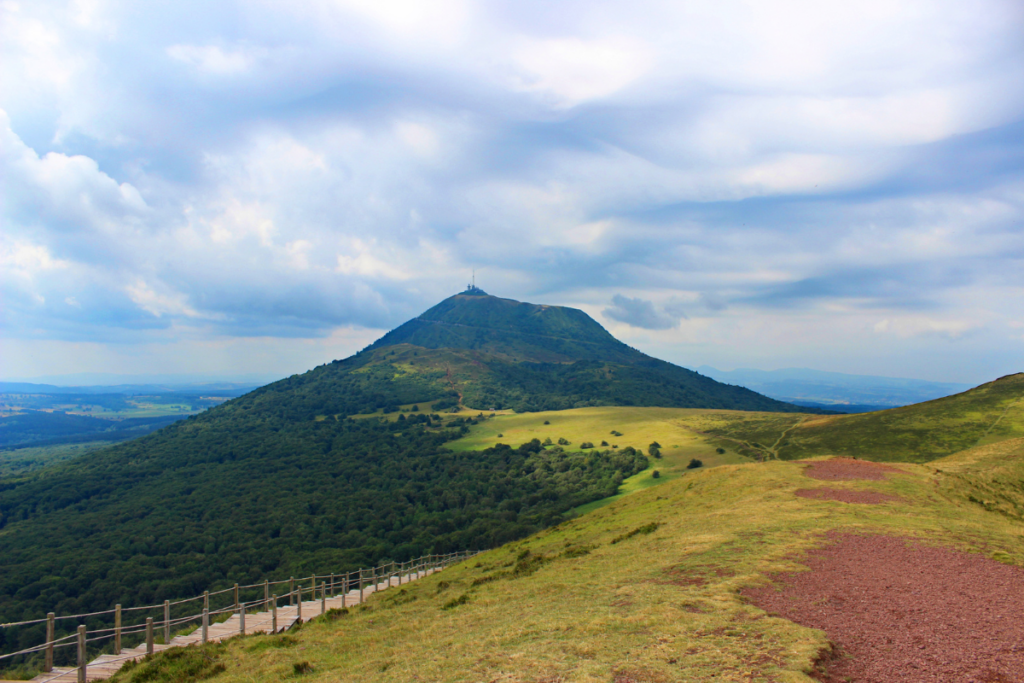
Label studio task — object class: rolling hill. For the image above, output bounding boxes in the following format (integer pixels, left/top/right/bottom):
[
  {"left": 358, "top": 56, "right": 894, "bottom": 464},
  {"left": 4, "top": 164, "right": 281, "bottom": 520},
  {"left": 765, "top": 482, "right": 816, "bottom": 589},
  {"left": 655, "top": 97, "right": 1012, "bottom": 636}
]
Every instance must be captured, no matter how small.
[{"left": 702, "top": 372, "right": 1024, "bottom": 463}]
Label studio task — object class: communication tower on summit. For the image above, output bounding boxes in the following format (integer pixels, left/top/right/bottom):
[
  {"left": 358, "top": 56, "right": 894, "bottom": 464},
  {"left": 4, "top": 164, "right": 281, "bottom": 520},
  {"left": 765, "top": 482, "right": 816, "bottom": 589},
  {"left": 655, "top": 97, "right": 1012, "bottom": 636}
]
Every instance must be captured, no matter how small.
[{"left": 463, "top": 269, "right": 487, "bottom": 296}]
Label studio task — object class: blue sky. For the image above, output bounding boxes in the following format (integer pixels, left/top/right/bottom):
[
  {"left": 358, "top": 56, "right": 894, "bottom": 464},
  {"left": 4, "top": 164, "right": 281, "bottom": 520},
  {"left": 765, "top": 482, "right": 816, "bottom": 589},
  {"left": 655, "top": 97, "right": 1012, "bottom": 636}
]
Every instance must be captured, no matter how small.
[{"left": 2, "top": 0, "right": 1023, "bottom": 384}]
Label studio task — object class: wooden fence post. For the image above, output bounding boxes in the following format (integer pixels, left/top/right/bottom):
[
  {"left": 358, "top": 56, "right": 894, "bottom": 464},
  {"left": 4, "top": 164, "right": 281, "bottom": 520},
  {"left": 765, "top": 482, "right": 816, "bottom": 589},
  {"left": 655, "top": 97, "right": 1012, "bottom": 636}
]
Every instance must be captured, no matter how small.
[
  {"left": 289, "top": 577, "right": 295, "bottom": 606},
  {"left": 77, "top": 624, "right": 86, "bottom": 683},
  {"left": 330, "top": 572, "right": 335, "bottom": 597},
  {"left": 341, "top": 572, "right": 347, "bottom": 608},
  {"left": 44, "top": 612, "right": 54, "bottom": 672},
  {"left": 233, "top": 583, "right": 239, "bottom": 612},
  {"left": 360, "top": 569, "right": 365, "bottom": 603},
  {"left": 264, "top": 579, "right": 269, "bottom": 608},
  {"left": 202, "top": 608, "right": 209, "bottom": 643},
  {"left": 296, "top": 586, "right": 302, "bottom": 621},
  {"left": 320, "top": 582, "right": 326, "bottom": 615},
  {"left": 115, "top": 604, "right": 122, "bottom": 655},
  {"left": 164, "top": 599, "right": 171, "bottom": 644},
  {"left": 240, "top": 602, "right": 246, "bottom": 635},
  {"left": 204, "top": 590, "right": 209, "bottom": 612},
  {"left": 146, "top": 617, "right": 154, "bottom": 655},
  {"left": 271, "top": 594, "right": 278, "bottom": 633}
]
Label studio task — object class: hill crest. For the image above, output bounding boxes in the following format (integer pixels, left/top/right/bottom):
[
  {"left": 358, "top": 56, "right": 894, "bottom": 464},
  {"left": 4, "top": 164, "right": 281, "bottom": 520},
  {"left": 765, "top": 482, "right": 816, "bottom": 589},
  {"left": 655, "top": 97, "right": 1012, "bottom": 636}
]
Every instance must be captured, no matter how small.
[{"left": 367, "top": 293, "right": 643, "bottom": 364}]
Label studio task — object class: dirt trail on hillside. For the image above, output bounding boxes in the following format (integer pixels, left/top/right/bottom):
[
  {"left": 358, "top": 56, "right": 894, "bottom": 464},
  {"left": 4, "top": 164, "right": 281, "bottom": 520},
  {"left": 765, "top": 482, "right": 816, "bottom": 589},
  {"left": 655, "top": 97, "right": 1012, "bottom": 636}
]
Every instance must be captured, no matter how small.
[
  {"left": 801, "top": 457, "right": 902, "bottom": 481},
  {"left": 742, "top": 532, "right": 1024, "bottom": 682},
  {"left": 444, "top": 363, "right": 464, "bottom": 407}
]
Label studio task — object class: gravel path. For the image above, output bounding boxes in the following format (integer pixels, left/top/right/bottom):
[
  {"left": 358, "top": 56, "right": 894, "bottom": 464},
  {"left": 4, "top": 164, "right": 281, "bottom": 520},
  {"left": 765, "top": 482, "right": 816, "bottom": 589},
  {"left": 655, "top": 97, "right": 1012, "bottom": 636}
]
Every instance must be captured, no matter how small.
[
  {"left": 794, "top": 488, "right": 904, "bottom": 504},
  {"left": 742, "top": 532, "right": 1024, "bottom": 682},
  {"left": 801, "top": 458, "right": 903, "bottom": 481}
]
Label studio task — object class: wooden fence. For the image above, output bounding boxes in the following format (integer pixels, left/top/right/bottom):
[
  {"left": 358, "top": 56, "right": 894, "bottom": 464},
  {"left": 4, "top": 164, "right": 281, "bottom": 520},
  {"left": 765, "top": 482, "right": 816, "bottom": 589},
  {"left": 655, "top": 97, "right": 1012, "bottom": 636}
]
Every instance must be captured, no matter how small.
[{"left": 0, "top": 551, "right": 477, "bottom": 682}]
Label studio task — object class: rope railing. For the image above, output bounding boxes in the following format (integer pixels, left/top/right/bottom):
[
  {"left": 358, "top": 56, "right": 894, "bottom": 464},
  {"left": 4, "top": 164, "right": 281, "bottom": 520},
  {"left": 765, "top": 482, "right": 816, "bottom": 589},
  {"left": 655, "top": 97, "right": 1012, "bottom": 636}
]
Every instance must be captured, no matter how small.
[{"left": 0, "top": 550, "right": 478, "bottom": 680}]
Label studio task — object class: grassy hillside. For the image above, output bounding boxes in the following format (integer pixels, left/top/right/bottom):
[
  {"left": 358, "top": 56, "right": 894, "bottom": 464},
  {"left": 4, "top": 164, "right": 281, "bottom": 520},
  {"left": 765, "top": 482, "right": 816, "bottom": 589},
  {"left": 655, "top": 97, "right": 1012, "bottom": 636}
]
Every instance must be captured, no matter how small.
[
  {"left": 449, "top": 406, "right": 759, "bottom": 513},
  {"left": 704, "top": 373, "right": 1024, "bottom": 463},
  {"left": 112, "top": 446, "right": 1024, "bottom": 682}
]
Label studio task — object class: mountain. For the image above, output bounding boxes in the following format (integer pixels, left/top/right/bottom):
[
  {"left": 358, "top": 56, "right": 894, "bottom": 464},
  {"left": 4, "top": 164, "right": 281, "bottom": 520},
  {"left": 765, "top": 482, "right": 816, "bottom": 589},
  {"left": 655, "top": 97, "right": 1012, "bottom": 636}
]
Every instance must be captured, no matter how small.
[
  {"left": 0, "top": 290, "right": 824, "bottom": 666},
  {"left": 696, "top": 366, "right": 972, "bottom": 408},
  {"left": 8, "top": 289, "right": 795, "bottom": 643},
  {"left": 350, "top": 290, "right": 811, "bottom": 414}
]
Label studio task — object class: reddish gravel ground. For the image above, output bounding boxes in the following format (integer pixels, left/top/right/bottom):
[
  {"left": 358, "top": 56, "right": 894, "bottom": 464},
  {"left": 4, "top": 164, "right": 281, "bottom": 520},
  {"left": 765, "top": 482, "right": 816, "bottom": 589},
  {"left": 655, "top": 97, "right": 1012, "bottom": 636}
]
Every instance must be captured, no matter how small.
[
  {"left": 802, "top": 457, "right": 903, "bottom": 481},
  {"left": 742, "top": 532, "right": 1024, "bottom": 682},
  {"left": 795, "top": 488, "right": 904, "bottom": 504}
]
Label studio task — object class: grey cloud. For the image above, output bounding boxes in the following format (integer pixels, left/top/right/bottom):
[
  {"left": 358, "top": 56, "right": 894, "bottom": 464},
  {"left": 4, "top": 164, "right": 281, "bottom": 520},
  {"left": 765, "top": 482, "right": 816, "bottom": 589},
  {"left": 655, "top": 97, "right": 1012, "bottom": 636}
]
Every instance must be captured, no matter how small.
[
  {"left": 603, "top": 295, "right": 682, "bottom": 330},
  {"left": 698, "top": 293, "right": 727, "bottom": 312}
]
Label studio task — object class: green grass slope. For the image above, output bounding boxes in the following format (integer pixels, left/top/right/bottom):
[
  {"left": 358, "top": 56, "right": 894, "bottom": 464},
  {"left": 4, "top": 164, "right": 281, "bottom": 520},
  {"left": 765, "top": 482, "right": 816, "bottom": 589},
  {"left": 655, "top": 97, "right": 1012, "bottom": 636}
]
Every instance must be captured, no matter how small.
[
  {"left": 704, "top": 373, "right": 1024, "bottom": 463},
  {"left": 115, "top": 449, "right": 1024, "bottom": 683}
]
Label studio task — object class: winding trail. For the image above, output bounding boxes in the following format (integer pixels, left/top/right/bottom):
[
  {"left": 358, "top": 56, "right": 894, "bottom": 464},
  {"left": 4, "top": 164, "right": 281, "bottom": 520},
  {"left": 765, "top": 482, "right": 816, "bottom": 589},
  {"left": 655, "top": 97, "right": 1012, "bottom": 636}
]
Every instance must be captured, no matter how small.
[
  {"left": 768, "top": 416, "right": 806, "bottom": 460},
  {"left": 974, "top": 396, "right": 1023, "bottom": 448}
]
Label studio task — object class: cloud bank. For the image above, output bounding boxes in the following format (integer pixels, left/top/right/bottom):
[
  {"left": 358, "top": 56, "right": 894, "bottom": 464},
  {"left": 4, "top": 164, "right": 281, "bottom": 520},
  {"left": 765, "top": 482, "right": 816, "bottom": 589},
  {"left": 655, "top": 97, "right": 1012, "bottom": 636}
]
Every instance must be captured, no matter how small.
[{"left": 2, "top": 0, "right": 1023, "bottom": 383}]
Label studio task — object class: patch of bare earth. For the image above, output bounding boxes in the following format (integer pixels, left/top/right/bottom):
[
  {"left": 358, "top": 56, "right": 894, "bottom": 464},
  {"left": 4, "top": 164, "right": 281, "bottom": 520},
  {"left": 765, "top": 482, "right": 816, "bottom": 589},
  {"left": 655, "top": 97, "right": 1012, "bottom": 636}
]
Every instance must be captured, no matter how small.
[
  {"left": 741, "top": 532, "right": 1024, "bottom": 682},
  {"left": 801, "top": 457, "right": 902, "bottom": 481},
  {"left": 795, "top": 488, "right": 904, "bottom": 504}
]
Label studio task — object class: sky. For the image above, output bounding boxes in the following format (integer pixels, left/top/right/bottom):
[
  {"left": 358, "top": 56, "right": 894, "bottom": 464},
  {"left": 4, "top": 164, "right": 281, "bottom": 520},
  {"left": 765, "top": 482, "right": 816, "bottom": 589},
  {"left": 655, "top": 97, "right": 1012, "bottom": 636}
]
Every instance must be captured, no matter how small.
[{"left": 2, "top": 0, "right": 1023, "bottom": 385}]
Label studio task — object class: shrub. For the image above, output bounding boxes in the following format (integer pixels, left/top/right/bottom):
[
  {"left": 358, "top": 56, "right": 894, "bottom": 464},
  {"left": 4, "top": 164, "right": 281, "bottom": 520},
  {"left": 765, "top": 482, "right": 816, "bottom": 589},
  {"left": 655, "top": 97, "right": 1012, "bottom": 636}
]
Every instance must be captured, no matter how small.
[
  {"left": 544, "top": 420, "right": 550, "bottom": 425},
  {"left": 687, "top": 458, "right": 703, "bottom": 469},
  {"left": 600, "top": 440, "right": 609, "bottom": 446},
  {"left": 652, "top": 470, "right": 660, "bottom": 478},
  {"left": 441, "top": 594, "right": 470, "bottom": 610},
  {"left": 610, "top": 430, "right": 623, "bottom": 436},
  {"left": 611, "top": 522, "right": 661, "bottom": 544},
  {"left": 580, "top": 442, "right": 594, "bottom": 449},
  {"left": 557, "top": 437, "right": 570, "bottom": 445},
  {"left": 715, "top": 447, "right": 725, "bottom": 454}
]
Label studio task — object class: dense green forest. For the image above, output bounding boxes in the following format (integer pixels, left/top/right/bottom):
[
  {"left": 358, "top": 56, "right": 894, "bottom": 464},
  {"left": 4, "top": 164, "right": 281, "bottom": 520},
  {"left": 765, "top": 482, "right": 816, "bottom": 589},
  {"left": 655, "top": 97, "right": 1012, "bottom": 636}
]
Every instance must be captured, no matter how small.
[{"left": 0, "top": 409, "right": 646, "bottom": 658}]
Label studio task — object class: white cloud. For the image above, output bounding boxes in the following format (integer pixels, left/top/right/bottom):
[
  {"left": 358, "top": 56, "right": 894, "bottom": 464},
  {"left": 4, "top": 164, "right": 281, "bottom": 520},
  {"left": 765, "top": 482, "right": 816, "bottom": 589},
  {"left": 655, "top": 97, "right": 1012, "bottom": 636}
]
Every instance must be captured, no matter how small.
[
  {"left": 873, "top": 316, "right": 980, "bottom": 340},
  {"left": 166, "top": 44, "right": 263, "bottom": 76},
  {"left": 125, "top": 280, "right": 200, "bottom": 318},
  {"left": 508, "top": 36, "right": 654, "bottom": 108}
]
